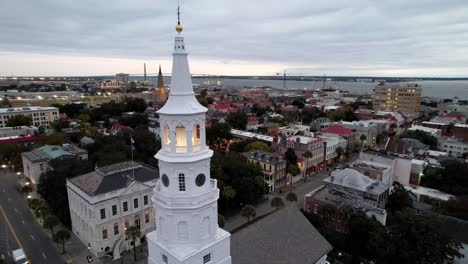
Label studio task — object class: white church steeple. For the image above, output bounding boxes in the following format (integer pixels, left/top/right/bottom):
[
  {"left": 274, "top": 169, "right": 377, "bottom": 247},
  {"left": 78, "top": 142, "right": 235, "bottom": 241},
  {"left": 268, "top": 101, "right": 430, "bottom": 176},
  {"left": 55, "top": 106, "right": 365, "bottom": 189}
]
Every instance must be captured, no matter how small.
[{"left": 147, "top": 4, "right": 232, "bottom": 264}]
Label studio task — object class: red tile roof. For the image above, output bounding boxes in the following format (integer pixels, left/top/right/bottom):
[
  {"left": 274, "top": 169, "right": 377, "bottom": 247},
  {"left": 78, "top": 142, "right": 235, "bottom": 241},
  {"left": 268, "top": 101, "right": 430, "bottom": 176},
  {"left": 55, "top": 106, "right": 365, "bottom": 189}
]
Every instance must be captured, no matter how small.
[{"left": 320, "top": 125, "right": 353, "bottom": 137}]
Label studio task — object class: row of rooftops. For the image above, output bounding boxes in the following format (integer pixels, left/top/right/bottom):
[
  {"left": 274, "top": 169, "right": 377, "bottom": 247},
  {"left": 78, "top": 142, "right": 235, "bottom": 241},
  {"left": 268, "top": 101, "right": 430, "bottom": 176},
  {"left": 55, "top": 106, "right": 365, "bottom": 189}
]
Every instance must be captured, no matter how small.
[
  {"left": 246, "top": 150, "right": 284, "bottom": 164},
  {"left": 308, "top": 185, "right": 386, "bottom": 214},
  {"left": 22, "top": 144, "right": 87, "bottom": 163},
  {"left": 0, "top": 106, "right": 58, "bottom": 113},
  {"left": 68, "top": 161, "right": 159, "bottom": 197}
]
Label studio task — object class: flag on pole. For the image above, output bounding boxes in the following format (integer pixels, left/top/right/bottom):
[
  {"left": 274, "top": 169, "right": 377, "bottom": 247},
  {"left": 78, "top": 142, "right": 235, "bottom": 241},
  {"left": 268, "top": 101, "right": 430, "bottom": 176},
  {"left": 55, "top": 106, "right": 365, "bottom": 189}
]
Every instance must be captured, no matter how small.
[{"left": 131, "top": 136, "right": 136, "bottom": 151}]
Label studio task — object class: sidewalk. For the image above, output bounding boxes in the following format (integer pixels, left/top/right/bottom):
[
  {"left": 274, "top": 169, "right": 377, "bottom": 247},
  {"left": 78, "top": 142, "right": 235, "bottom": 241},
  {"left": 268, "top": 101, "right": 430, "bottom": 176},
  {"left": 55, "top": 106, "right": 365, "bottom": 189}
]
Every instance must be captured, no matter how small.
[
  {"left": 28, "top": 206, "right": 102, "bottom": 264},
  {"left": 224, "top": 171, "right": 329, "bottom": 232}
]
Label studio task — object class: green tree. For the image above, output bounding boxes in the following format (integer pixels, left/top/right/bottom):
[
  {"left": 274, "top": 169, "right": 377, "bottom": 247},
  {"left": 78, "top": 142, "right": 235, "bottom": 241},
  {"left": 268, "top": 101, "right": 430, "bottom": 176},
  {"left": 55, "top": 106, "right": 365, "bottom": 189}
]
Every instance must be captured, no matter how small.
[
  {"left": 284, "top": 148, "right": 297, "bottom": 166},
  {"left": 37, "top": 158, "right": 93, "bottom": 226},
  {"left": 222, "top": 186, "right": 236, "bottom": 210},
  {"left": 206, "top": 122, "right": 232, "bottom": 149},
  {"left": 54, "top": 229, "right": 71, "bottom": 254},
  {"left": 21, "top": 185, "right": 32, "bottom": 195},
  {"left": 245, "top": 141, "right": 270, "bottom": 152},
  {"left": 421, "top": 160, "right": 468, "bottom": 195},
  {"left": 123, "top": 98, "right": 147, "bottom": 113},
  {"left": 34, "top": 204, "right": 49, "bottom": 223},
  {"left": 336, "top": 146, "right": 344, "bottom": 159},
  {"left": 291, "top": 99, "right": 305, "bottom": 109},
  {"left": 226, "top": 111, "right": 248, "bottom": 130},
  {"left": 218, "top": 214, "right": 226, "bottom": 228},
  {"left": 386, "top": 183, "right": 412, "bottom": 214},
  {"left": 45, "top": 133, "right": 67, "bottom": 145},
  {"left": 373, "top": 212, "right": 463, "bottom": 264},
  {"left": 399, "top": 130, "right": 438, "bottom": 149},
  {"left": 43, "top": 214, "right": 60, "bottom": 237},
  {"left": 240, "top": 205, "right": 256, "bottom": 222},
  {"left": 6, "top": 115, "right": 32, "bottom": 127},
  {"left": 125, "top": 225, "right": 141, "bottom": 261},
  {"left": 119, "top": 113, "right": 148, "bottom": 128},
  {"left": 29, "top": 198, "right": 42, "bottom": 210},
  {"left": 271, "top": 196, "right": 285, "bottom": 209},
  {"left": 286, "top": 192, "right": 298, "bottom": 203}
]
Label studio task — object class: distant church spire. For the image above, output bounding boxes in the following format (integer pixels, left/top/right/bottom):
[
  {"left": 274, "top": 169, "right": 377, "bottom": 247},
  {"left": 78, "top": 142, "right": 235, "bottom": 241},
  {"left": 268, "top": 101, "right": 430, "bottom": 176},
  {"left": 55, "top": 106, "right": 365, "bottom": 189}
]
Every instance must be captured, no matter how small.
[
  {"left": 144, "top": 63, "right": 147, "bottom": 81},
  {"left": 157, "top": 65, "right": 166, "bottom": 102}
]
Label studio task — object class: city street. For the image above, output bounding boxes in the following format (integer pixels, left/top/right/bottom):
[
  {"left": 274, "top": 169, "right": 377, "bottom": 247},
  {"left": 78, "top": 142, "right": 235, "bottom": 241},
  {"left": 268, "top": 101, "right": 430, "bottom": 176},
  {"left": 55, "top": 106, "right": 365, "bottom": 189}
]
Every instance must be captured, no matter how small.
[
  {"left": 0, "top": 169, "right": 64, "bottom": 264},
  {"left": 224, "top": 169, "right": 330, "bottom": 232}
]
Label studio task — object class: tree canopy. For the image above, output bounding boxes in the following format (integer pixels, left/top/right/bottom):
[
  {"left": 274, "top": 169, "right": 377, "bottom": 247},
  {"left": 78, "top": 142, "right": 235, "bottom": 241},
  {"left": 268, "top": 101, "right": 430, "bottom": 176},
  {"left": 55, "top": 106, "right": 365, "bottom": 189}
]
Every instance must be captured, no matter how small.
[
  {"left": 37, "top": 158, "right": 93, "bottom": 226},
  {"left": 226, "top": 111, "right": 248, "bottom": 130},
  {"left": 6, "top": 114, "right": 32, "bottom": 127},
  {"left": 240, "top": 205, "right": 256, "bottom": 222},
  {"left": 421, "top": 160, "right": 468, "bottom": 196},
  {"left": 399, "top": 129, "right": 438, "bottom": 149},
  {"left": 386, "top": 183, "right": 412, "bottom": 214},
  {"left": 245, "top": 141, "right": 270, "bottom": 152},
  {"left": 211, "top": 151, "right": 264, "bottom": 213}
]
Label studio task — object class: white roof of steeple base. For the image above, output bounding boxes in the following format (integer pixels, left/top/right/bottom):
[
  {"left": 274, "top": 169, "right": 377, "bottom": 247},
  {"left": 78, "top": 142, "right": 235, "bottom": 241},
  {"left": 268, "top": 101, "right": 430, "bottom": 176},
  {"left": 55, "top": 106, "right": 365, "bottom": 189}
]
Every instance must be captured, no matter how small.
[{"left": 157, "top": 94, "right": 207, "bottom": 115}]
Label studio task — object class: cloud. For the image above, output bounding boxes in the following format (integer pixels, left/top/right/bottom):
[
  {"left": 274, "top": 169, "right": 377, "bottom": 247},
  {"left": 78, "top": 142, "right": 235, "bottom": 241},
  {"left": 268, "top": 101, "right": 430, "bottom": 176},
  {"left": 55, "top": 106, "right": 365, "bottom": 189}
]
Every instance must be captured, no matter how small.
[{"left": 1, "top": 0, "right": 468, "bottom": 76}]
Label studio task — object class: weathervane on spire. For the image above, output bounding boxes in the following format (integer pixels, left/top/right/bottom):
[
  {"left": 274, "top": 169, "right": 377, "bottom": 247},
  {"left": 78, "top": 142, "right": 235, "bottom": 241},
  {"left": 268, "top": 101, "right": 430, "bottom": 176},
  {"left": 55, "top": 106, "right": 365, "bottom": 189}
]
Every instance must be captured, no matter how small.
[{"left": 176, "top": 0, "right": 183, "bottom": 33}]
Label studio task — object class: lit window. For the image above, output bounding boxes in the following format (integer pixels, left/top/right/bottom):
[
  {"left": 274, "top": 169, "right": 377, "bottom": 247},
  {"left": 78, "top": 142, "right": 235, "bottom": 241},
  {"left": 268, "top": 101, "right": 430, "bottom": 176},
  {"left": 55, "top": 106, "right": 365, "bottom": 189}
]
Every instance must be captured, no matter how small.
[
  {"left": 102, "top": 227, "right": 108, "bottom": 239},
  {"left": 175, "top": 125, "right": 187, "bottom": 147},
  {"left": 125, "top": 219, "right": 129, "bottom": 229},
  {"left": 145, "top": 211, "right": 150, "bottom": 223},
  {"left": 164, "top": 124, "right": 170, "bottom": 145}
]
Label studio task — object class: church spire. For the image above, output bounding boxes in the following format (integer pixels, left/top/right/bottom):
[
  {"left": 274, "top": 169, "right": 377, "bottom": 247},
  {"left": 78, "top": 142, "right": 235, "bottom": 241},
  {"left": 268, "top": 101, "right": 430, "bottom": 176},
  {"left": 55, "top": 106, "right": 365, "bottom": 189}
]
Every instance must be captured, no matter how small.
[
  {"left": 176, "top": 1, "right": 183, "bottom": 33},
  {"left": 157, "top": 65, "right": 166, "bottom": 101}
]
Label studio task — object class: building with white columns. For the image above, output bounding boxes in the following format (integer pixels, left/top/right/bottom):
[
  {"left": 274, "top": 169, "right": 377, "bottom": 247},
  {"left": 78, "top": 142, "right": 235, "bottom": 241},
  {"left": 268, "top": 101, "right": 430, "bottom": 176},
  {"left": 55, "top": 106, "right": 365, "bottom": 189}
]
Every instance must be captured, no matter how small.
[{"left": 146, "top": 12, "right": 231, "bottom": 264}]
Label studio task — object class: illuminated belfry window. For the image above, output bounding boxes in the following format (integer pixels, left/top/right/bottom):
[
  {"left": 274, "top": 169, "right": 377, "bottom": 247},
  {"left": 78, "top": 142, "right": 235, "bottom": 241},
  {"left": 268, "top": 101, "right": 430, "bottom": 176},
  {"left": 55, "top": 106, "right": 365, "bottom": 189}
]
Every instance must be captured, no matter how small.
[
  {"left": 192, "top": 124, "right": 201, "bottom": 152},
  {"left": 164, "top": 124, "right": 170, "bottom": 145},
  {"left": 176, "top": 125, "right": 187, "bottom": 153}
]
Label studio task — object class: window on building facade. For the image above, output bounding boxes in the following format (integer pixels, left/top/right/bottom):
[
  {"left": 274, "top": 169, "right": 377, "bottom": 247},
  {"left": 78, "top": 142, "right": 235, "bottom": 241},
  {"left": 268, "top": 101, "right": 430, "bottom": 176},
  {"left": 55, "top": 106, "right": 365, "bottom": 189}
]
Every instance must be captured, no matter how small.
[
  {"left": 112, "top": 205, "right": 117, "bottom": 216},
  {"left": 145, "top": 211, "right": 150, "bottom": 223},
  {"left": 102, "top": 227, "right": 108, "bottom": 239},
  {"left": 144, "top": 195, "right": 148, "bottom": 205},
  {"left": 179, "top": 173, "right": 186, "bottom": 191},
  {"left": 100, "top": 208, "right": 106, "bottom": 219},
  {"left": 162, "top": 254, "right": 168, "bottom": 263},
  {"left": 114, "top": 223, "right": 119, "bottom": 235},
  {"left": 123, "top": 201, "right": 128, "bottom": 212},
  {"left": 125, "top": 219, "right": 129, "bottom": 229},
  {"left": 134, "top": 198, "right": 139, "bottom": 209},
  {"left": 164, "top": 124, "right": 170, "bottom": 145},
  {"left": 203, "top": 254, "right": 211, "bottom": 263}
]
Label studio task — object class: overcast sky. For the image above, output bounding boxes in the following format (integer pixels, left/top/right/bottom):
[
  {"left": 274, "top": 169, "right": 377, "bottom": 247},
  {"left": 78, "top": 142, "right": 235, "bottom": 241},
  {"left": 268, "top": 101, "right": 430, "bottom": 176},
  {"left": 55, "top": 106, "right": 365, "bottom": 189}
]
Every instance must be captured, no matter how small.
[{"left": 1, "top": 0, "right": 468, "bottom": 77}]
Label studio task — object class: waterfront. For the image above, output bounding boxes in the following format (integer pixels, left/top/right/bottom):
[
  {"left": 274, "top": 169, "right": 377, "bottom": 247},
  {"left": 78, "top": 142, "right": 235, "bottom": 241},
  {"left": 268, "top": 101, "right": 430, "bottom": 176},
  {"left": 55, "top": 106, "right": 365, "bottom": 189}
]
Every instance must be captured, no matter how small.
[{"left": 149, "top": 76, "right": 468, "bottom": 99}]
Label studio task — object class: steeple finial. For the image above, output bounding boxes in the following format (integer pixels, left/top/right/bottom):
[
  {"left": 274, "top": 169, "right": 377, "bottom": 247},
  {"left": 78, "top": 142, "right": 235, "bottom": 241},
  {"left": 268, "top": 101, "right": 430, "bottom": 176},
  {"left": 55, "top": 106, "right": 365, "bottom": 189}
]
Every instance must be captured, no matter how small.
[{"left": 176, "top": 0, "right": 183, "bottom": 33}]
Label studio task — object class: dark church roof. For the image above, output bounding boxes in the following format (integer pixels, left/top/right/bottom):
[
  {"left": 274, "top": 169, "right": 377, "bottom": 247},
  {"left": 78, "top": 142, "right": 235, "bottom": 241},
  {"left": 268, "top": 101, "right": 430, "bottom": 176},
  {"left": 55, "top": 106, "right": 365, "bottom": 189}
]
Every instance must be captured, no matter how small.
[
  {"left": 231, "top": 205, "right": 332, "bottom": 264},
  {"left": 69, "top": 161, "right": 159, "bottom": 197}
]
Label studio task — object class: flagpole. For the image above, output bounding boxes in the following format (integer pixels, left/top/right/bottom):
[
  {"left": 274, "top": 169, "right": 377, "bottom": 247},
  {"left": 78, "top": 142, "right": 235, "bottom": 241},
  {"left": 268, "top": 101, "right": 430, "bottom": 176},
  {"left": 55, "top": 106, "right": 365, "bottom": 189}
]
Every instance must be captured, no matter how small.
[{"left": 131, "top": 136, "right": 135, "bottom": 180}]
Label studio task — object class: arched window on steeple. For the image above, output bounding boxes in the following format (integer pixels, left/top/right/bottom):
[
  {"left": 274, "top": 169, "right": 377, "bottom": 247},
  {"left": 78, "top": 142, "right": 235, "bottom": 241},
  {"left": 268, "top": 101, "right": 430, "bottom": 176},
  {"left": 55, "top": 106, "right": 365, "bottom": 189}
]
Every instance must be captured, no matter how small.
[
  {"left": 192, "top": 124, "right": 201, "bottom": 152},
  {"left": 175, "top": 125, "right": 187, "bottom": 153},
  {"left": 164, "top": 124, "right": 170, "bottom": 148}
]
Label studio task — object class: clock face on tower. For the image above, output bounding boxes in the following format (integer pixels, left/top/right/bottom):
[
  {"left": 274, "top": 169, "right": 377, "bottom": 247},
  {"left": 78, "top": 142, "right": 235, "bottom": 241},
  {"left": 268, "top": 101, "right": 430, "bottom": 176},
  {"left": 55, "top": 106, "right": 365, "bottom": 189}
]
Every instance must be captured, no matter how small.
[
  {"left": 195, "top": 173, "right": 206, "bottom": 187},
  {"left": 162, "top": 174, "right": 169, "bottom": 187}
]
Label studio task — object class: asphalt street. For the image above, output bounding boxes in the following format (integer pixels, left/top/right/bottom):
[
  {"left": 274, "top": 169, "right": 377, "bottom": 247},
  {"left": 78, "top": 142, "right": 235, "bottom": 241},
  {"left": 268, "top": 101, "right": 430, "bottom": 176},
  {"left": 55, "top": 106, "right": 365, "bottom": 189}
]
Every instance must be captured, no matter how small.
[{"left": 0, "top": 169, "right": 64, "bottom": 264}]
